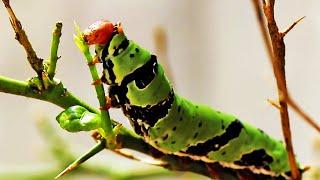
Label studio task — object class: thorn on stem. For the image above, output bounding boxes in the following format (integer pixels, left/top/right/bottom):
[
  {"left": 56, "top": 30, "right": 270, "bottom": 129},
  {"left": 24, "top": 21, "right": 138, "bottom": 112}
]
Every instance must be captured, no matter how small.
[
  {"left": 91, "top": 131, "right": 102, "bottom": 141},
  {"left": 281, "top": 16, "right": 306, "bottom": 37},
  {"left": 55, "top": 140, "right": 106, "bottom": 179},
  {"left": 91, "top": 79, "right": 102, "bottom": 86},
  {"left": 267, "top": 99, "right": 281, "bottom": 110},
  {"left": 106, "top": 96, "right": 112, "bottom": 109},
  {"left": 99, "top": 105, "right": 110, "bottom": 111},
  {"left": 87, "top": 56, "right": 101, "bottom": 66}
]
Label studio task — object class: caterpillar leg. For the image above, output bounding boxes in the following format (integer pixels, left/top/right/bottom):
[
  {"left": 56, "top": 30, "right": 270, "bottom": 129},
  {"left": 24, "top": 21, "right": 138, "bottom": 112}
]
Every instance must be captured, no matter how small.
[{"left": 205, "top": 163, "right": 222, "bottom": 180}]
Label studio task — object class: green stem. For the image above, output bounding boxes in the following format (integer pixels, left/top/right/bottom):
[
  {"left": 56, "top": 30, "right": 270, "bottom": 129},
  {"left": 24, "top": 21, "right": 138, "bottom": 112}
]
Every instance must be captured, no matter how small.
[
  {"left": 81, "top": 47, "right": 113, "bottom": 139},
  {"left": 0, "top": 75, "right": 96, "bottom": 113},
  {"left": 72, "top": 25, "right": 114, "bottom": 141},
  {"left": 48, "top": 22, "right": 62, "bottom": 79},
  {"left": 55, "top": 140, "right": 106, "bottom": 179}
]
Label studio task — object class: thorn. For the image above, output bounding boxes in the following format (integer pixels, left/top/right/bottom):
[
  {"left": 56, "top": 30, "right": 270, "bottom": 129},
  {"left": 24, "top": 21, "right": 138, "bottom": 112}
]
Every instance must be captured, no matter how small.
[
  {"left": 98, "top": 96, "right": 113, "bottom": 111},
  {"left": 87, "top": 56, "right": 101, "bottom": 66},
  {"left": 91, "top": 131, "right": 102, "bottom": 141},
  {"left": 267, "top": 99, "right": 281, "bottom": 110},
  {"left": 99, "top": 106, "right": 110, "bottom": 111},
  {"left": 91, "top": 79, "right": 102, "bottom": 86},
  {"left": 281, "top": 16, "right": 305, "bottom": 37},
  {"left": 106, "top": 96, "right": 112, "bottom": 109},
  {"left": 55, "top": 139, "right": 106, "bottom": 179},
  {"left": 302, "top": 166, "right": 311, "bottom": 173}
]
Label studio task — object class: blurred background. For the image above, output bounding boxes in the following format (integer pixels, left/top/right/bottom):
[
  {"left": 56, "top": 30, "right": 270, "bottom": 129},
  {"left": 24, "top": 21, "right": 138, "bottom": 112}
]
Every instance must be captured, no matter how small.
[{"left": 0, "top": 0, "right": 319, "bottom": 179}]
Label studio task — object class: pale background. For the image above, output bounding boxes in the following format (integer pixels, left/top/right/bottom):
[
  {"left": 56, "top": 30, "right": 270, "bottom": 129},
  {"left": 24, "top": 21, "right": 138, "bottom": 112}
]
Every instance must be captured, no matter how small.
[{"left": 0, "top": 0, "right": 319, "bottom": 179}]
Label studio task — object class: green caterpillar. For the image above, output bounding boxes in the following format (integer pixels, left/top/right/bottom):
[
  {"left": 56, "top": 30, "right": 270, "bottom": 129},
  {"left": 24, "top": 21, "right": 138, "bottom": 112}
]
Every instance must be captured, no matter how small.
[{"left": 58, "top": 20, "right": 301, "bottom": 179}]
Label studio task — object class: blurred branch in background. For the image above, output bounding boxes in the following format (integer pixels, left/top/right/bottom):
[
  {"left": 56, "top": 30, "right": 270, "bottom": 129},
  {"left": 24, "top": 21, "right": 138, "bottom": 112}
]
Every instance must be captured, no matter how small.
[
  {"left": 311, "top": 137, "right": 320, "bottom": 179},
  {"left": 153, "top": 26, "right": 175, "bottom": 85}
]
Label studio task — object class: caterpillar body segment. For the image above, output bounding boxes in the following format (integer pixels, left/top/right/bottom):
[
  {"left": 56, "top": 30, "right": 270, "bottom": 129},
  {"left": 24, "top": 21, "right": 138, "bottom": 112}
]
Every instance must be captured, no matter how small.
[{"left": 82, "top": 20, "right": 300, "bottom": 178}]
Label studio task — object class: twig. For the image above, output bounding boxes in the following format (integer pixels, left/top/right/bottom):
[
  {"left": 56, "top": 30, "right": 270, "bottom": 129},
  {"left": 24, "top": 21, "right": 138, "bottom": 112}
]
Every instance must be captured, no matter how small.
[
  {"left": 286, "top": 96, "right": 320, "bottom": 132},
  {"left": 48, "top": 22, "right": 63, "bottom": 79},
  {"left": 251, "top": 0, "right": 300, "bottom": 179},
  {"left": 55, "top": 140, "right": 106, "bottom": 179},
  {"left": 0, "top": 75, "right": 96, "bottom": 112},
  {"left": 74, "top": 24, "right": 115, "bottom": 146},
  {"left": 281, "top": 16, "right": 305, "bottom": 37},
  {"left": 1, "top": 0, "right": 44, "bottom": 77}
]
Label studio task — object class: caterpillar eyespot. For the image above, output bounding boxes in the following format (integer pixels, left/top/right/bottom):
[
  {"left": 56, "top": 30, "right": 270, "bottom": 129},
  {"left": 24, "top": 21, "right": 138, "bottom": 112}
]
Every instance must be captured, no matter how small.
[{"left": 82, "top": 20, "right": 303, "bottom": 179}]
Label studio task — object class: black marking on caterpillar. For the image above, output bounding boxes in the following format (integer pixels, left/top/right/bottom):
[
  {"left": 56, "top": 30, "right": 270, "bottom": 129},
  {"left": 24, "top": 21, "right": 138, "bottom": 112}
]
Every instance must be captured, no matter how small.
[
  {"left": 120, "top": 54, "right": 158, "bottom": 89},
  {"left": 185, "top": 119, "right": 244, "bottom": 155},
  {"left": 108, "top": 84, "right": 128, "bottom": 107},
  {"left": 113, "top": 38, "right": 129, "bottom": 56},
  {"left": 123, "top": 89, "right": 175, "bottom": 127},
  {"left": 234, "top": 149, "right": 273, "bottom": 171},
  {"left": 107, "top": 54, "right": 158, "bottom": 106}
]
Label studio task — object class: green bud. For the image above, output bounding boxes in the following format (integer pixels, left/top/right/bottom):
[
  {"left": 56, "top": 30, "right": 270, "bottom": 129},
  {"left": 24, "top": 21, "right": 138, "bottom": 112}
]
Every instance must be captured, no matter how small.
[{"left": 56, "top": 105, "right": 101, "bottom": 132}]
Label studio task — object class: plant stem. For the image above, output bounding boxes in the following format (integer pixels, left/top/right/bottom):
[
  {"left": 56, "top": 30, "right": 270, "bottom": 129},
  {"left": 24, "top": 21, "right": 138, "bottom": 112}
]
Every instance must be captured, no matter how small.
[
  {"left": 73, "top": 25, "right": 115, "bottom": 145},
  {"left": 79, "top": 47, "right": 113, "bottom": 140},
  {"left": 48, "top": 22, "right": 63, "bottom": 79},
  {"left": 55, "top": 140, "right": 106, "bottom": 179},
  {"left": 251, "top": 0, "right": 300, "bottom": 179},
  {"left": 0, "top": 75, "right": 96, "bottom": 113},
  {"left": 1, "top": 0, "right": 43, "bottom": 77}
]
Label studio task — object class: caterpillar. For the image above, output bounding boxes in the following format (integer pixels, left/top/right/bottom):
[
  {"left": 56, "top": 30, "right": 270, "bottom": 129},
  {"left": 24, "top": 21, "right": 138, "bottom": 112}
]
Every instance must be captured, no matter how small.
[{"left": 61, "top": 20, "right": 302, "bottom": 179}]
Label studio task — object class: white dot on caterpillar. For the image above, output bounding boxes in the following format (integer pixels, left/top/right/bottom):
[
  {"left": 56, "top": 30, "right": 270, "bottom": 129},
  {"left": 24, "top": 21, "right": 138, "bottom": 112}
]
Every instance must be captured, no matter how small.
[
  {"left": 214, "top": 144, "right": 219, "bottom": 148},
  {"left": 115, "top": 95, "right": 120, "bottom": 103}
]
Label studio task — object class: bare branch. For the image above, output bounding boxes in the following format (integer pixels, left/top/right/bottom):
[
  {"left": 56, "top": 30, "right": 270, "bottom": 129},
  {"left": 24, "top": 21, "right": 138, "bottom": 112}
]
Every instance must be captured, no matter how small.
[
  {"left": 251, "top": 0, "right": 301, "bottom": 179},
  {"left": 1, "top": 0, "right": 44, "bottom": 76},
  {"left": 153, "top": 26, "right": 175, "bottom": 84}
]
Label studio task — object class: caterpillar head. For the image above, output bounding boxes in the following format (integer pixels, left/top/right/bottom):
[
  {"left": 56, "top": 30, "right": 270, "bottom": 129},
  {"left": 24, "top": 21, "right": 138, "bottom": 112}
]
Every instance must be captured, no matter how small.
[
  {"left": 83, "top": 20, "right": 150, "bottom": 85},
  {"left": 83, "top": 19, "right": 123, "bottom": 45}
]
